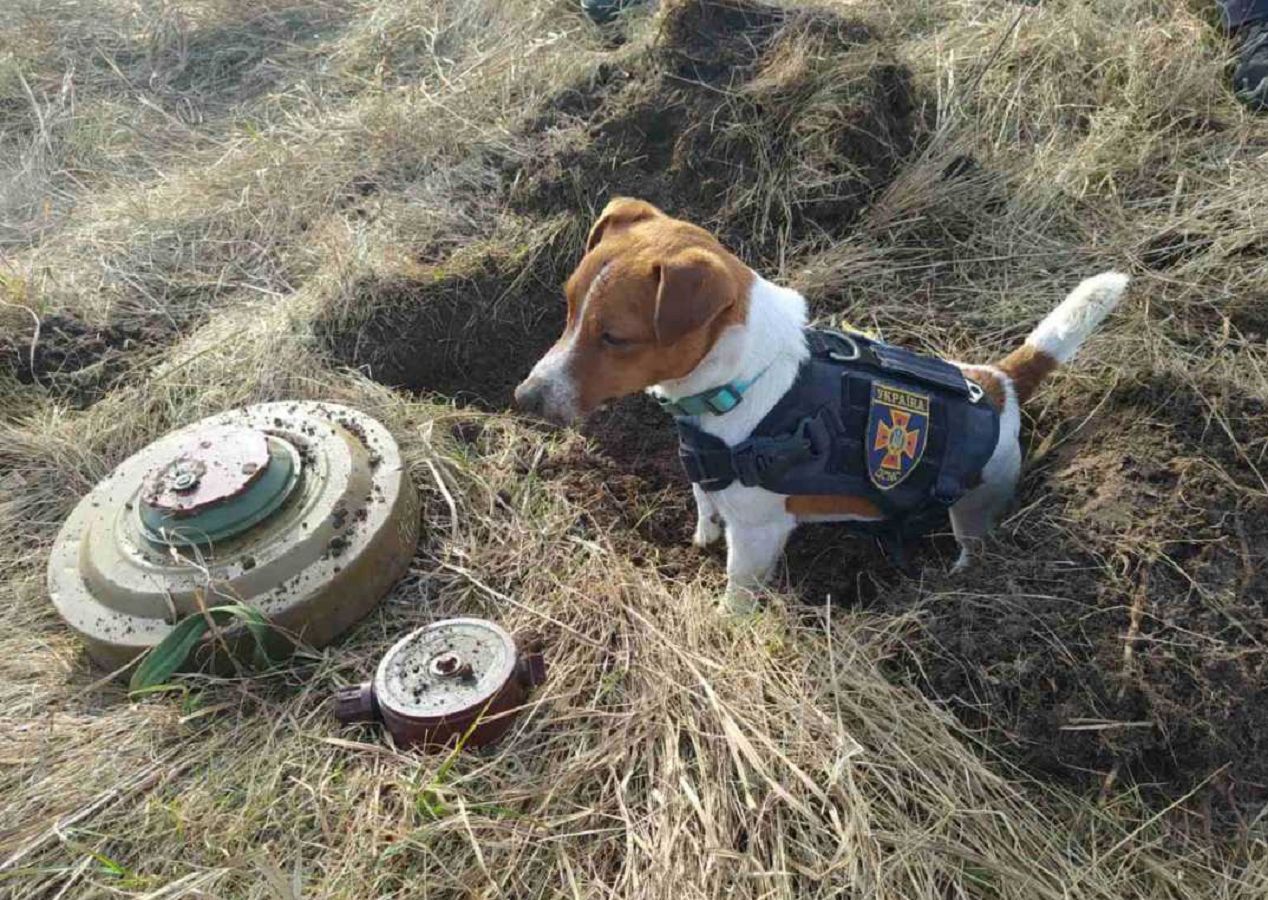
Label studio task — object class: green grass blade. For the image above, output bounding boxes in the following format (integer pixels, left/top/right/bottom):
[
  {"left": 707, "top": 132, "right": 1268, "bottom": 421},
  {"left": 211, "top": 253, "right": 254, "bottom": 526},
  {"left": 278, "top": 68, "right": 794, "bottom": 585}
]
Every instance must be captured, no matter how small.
[
  {"left": 128, "top": 614, "right": 212, "bottom": 693},
  {"left": 127, "top": 604, "right": 279, "bottom": 693}
]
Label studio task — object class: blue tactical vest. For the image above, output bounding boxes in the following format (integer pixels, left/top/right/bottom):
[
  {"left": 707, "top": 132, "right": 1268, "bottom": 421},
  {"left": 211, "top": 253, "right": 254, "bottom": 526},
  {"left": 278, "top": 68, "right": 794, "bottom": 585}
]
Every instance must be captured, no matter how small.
[{"left": 672, "top": 328, "right": 1001, "bottom": 537}]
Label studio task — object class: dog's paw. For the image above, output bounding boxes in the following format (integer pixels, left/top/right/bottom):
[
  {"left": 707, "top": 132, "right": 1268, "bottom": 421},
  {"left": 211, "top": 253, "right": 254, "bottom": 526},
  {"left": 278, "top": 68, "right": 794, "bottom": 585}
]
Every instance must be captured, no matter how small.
[
  {"left": 950, "top": 546, "right": 971, "bottom": 575},
  {"left": 692, "top": 516, "right": 722, "bottom": 548},
  {"left": 718, "top": 586, "right": 761, "bottom": 616}
]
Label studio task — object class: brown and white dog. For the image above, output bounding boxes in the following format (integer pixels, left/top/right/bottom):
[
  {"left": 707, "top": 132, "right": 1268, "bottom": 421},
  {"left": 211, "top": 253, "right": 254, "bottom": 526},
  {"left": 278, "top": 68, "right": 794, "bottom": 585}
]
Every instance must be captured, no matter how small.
[{"left": 515, "top": 198, "right": 1128, "bottom": 608}]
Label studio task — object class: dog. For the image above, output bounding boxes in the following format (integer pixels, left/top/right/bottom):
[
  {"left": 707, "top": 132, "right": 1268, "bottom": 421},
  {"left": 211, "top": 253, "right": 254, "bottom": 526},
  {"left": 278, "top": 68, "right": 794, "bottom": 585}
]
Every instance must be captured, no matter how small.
[{"left": 515, "top": 198, "right": 1129, "bottom": 609}]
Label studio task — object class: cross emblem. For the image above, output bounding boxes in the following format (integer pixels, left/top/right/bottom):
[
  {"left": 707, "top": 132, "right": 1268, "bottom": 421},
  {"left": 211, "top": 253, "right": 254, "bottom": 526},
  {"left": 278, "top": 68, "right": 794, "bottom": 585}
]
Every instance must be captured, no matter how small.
[{"left": 873, "top": 409, "right": 922, "bottom": 471}]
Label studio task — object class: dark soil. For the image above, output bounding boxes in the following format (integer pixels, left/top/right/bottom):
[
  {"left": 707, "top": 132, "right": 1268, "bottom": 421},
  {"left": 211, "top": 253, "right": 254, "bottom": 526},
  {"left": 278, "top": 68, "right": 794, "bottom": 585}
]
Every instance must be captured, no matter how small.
[
  {"left": 0, "top": 312, "right": 172, "bottom": 403},
  {"left": 882, "top": 370, "right": 1268, "bottom": 824},
  {"left": 540, "top": 395, "right": 701, "bottom": 573},
  {"left": 317, "top": 231, "right": 578, "bottom": 405}
]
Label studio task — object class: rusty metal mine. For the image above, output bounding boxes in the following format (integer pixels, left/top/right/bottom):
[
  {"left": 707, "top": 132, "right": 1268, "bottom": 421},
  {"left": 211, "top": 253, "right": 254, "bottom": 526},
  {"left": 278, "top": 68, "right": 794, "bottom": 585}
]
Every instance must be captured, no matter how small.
[{"left": 333, "top": 618, "right": 547, "bottom": 750}]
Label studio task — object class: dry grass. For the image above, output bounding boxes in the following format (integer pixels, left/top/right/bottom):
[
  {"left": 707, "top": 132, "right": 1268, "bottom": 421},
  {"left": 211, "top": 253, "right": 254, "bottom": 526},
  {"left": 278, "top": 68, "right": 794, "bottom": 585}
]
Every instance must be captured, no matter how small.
[{"left": 2, "top": 0, "right": 1268, "bottom": 896}]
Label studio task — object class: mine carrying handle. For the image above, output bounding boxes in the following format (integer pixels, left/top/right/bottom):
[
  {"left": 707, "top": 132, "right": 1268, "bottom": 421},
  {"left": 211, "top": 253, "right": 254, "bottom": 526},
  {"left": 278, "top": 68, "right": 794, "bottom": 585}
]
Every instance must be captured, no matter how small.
[
  {"left": 332, "top": 681, "right": 381, "bottom": 724},
  {"left": 514, "top": 632, "right": 548, "bottom": 690},
  {"left": 515, "top": 652, "right": 548, "bottom": 690}
]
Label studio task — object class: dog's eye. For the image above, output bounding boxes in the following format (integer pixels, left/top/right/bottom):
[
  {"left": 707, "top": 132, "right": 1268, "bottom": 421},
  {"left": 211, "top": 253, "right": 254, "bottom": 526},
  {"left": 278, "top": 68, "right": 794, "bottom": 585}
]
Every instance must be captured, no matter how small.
[{"left": 600, "top": 331, "right": 630, "bottom": 348}]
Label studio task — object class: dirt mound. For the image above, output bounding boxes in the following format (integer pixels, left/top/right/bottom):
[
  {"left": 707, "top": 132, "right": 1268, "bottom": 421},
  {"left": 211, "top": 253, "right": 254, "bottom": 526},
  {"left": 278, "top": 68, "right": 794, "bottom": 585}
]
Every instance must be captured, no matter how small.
[
  {"left": 514, "top": 0, "right": 919, "bottom": 259},
  {"left": 884, "top": 370, "right": 1268, "bottom": 821},
  {"left": 543, "top": 398, "right": 701, "bottom": 568}
]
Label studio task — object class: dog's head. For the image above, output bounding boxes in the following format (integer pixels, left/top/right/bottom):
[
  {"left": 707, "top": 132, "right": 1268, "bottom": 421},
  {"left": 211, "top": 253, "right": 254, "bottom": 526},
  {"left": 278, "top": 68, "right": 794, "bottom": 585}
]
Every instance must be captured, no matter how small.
[{"left": 514, "top": 199, "right": 752, "bottom": 425}]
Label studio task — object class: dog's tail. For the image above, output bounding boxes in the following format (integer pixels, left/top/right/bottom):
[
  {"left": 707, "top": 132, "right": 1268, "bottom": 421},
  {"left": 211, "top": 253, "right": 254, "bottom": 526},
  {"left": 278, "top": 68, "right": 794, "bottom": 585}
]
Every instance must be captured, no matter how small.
[{"left": 996, "top": 271, "right": 1130, "bottom": 404}]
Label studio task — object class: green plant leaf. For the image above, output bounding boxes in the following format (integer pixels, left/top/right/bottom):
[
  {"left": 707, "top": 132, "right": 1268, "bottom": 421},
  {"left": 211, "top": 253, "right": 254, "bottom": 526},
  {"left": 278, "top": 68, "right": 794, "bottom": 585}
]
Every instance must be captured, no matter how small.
[
  {"left": 129, "top": 614, "right": 213, "bottom": 693},
  {"left": 128, "top": 603, "right": 278, "bottom": 694}
]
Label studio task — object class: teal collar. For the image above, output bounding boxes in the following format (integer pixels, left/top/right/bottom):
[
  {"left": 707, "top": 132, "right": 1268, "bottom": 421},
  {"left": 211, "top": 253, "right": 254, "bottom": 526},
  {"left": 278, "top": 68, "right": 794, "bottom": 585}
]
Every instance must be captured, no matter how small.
[{"left": 655, "top": 368, "right": 768, "bottom": 418}]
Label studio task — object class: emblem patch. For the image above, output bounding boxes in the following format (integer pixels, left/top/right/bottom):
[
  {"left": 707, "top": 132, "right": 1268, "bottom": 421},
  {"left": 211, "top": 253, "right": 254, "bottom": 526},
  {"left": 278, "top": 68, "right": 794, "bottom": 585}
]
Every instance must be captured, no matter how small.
[{"left": 867, "top": 382, "right": 930, "bottom": 490}]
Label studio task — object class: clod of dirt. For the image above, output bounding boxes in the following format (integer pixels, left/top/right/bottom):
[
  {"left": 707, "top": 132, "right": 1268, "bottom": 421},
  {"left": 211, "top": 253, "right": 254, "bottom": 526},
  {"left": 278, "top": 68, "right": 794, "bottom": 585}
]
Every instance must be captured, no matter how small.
[
  {"left": 782, "top": 524, "right": 910, "bottom": 607},
  {"left": 546, "top": 396, "right": 693, "bottom": 552}
]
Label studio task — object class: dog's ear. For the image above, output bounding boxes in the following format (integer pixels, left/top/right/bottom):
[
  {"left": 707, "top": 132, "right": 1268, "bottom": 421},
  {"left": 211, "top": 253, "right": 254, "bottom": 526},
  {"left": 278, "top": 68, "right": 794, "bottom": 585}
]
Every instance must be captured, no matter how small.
[
  {"left": 652, "top": 248, "right": 737, "bottom": 345},
  {"left": 586, "top": 198, "right": 662, "bottom": 253}
]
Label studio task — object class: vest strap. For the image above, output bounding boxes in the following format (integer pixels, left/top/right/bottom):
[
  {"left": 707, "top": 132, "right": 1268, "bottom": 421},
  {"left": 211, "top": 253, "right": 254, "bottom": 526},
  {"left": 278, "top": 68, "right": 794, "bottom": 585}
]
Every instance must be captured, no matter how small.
[{"left": 677, "top": 412, "right": 830, "bottom": 492}]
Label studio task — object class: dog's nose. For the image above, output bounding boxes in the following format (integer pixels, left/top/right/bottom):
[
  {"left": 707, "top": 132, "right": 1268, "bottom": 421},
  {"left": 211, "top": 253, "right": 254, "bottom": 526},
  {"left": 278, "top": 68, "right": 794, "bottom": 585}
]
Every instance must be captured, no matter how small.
[{"left": 514, "top": 379, "right": 545, "bottom": 417}]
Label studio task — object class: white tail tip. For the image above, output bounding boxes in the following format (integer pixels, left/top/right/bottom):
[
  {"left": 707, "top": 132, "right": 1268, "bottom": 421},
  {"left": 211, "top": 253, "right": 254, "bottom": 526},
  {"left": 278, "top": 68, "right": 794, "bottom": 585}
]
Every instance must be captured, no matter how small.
[{"left": 1026, "top": 271, "right": 1129, "bottom": 364}]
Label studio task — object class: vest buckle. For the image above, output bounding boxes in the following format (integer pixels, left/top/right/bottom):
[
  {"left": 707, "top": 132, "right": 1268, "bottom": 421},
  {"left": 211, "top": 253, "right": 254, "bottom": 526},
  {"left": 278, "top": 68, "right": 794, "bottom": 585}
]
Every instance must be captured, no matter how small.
[
  {"left": 730, "top": 413, "right": 828, "bottom": 489},
  {"left": 703, "top": 384, "right": 743, "bottom": 414},
  {"left": 816, "top": 329, "right": 861, "bottom": 363}
]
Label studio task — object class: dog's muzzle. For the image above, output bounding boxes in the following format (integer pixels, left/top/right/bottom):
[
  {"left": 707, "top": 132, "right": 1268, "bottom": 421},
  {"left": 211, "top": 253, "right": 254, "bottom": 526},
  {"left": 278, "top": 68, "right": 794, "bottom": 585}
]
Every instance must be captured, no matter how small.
[{"left": 513, "top": 377, "right": 577, "bottom": 426}]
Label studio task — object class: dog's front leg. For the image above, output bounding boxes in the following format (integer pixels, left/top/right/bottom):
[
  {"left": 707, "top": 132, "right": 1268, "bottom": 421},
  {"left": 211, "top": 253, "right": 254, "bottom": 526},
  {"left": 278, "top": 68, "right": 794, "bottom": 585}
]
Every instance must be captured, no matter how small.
[
  {"left": 722, "top": 515, "right": 796, "bottom": 614},
  {"left": 692, "top": 484, "right": 723, "bottom": 547}
]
